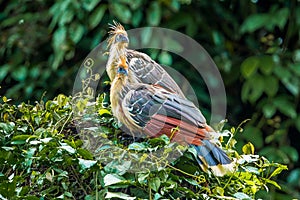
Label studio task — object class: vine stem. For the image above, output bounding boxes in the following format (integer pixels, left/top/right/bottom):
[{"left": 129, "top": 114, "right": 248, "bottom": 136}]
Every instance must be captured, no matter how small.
[
  {"left": 58, "top": 110, "right": 73, "bottom": 135},
  {"left": 166, "top": 163, "right": 199, "bottom": 179}
]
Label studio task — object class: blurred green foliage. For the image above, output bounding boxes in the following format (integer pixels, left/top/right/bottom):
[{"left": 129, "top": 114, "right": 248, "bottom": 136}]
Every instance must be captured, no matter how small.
[{"left": 1, "top": 0, "right": 300, "bottom": 198}]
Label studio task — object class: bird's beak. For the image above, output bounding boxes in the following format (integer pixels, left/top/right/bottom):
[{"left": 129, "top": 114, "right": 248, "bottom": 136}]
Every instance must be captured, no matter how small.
[{"left": 116, "top": 33, "right": 129, "bottom": 43}]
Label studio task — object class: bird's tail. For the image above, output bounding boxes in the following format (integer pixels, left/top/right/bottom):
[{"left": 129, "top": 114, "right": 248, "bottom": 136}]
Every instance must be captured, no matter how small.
[{"left": 192, "top": 140, "right": 235, "bottom": 176}]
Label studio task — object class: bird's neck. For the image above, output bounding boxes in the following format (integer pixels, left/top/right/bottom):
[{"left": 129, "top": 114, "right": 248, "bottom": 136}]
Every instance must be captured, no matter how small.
[
  {"left": 106, "top": 44, "right": 127, "bottom": 80},
  {"left": 110, "top": 76, "right": 129, "bottom": 113}
]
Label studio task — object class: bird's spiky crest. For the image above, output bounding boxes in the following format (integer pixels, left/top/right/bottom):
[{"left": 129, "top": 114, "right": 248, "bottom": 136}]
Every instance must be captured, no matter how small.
[
  {"left": 108, "top": 20, "right": 126, "bottom": 35},
  {"left": 107, "top": 21, "right": 127, "bottom": 49}
]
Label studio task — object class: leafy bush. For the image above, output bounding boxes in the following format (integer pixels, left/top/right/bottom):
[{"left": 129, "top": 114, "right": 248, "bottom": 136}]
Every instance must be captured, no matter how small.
[
  {"left": 1, "top": 0, "right": 300, "bottom": 198},
  {"left": 0, "top": 94, "right": 287, "bottom": 199}
]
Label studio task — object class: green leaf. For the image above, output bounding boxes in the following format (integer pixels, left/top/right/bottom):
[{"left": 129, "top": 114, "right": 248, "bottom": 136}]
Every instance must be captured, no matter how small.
[
  {"left": 137, "top": 172, "right": 149, "bottom": 184},
  {"left": 10, "top": 140, "right": 26, "bottom": 145},
  {"left": 158, "top": 52, "right": 172, "bottom": 66},
  {"left": 269, "top": 165, "right": 288, "bottom": 179},
  {"left": 241, "top": 56, "right": 259, "bottom": 78},
  {"left": 273, "top": 8, "right": 289, "bottom": 29},
  {"left": 212, "top": 186, "right": 224, "bottom": 196},
  {"left": 111, "top": 3, "right": 132, "bottom": 23},
  {"left": 240, "top": 13, "right": 269, "bottom": 33},
  {"left": 132, "top": 10, "right": 143, "bottom": 27},
  {"left": 184, "top": 178, "right": 199, "bottom": 186},
  {"left": 264, "top": 178, "right": 281, "bottom": 189},
  {"left": 52, "top": 26, "right": 67, "bottom": 50},
  {"left": 0, "top": 64, "right": 10, "bottom": 81},
  {"left": 69, "top": 23, "right": 85, "bottom": 43},
  {"left": 149, "top": 177, "right": 161, "bottom": 192},
  {"left": 78, "top": 158, "right": 97, "bottom": 170},
  {"left": 82, "top": 0, "right": 101, "bottom": 11},
  {"left": 293, "top": 51, "right": 300, "bottom": 63},
  {"left": 259, "top": 55, "right": 274, "bottom": 75},
  {"left": 59, "top": 144, "right": 76, "bottom": 154},
  {"left": 244, "top": 166, "right": 260, "bottom": 175},
  {"left": 52, "top": 26, "right": 67, "bottom": 69},
  {"left": 128, "top": 142, "right": 147, "bottom": 151},
  {"left": 88, "top": 5, "right": 107, "bottom": 29},
  {"left": 233, "top": 192, "right": 251, "bottom": 200},
  {"left": 98, "top": 108, "right": 111, "bottom": 116},
  {"left": 153, "top": 193, "right": 162, "bottom": 200},
  {"left": 282, "top": 76, "right": 299, "bottom": 96},
  {"left": 242, "top": 142, "right": 255, "bottom": 155},
  {"left": 273, "top": 97, "right": 297, "bottom": 118},
  {"left": 242, "top": 75, "right": 264, "bottom": 103},
  {"left": 281, "top": 146, "right": 299, "bottom": 162},
  {"left": 262, "top": 103, "right": 276, "bottom": 118},
  {"left": 287, "top": 169, "right": 300, "bottom": 185},
  {"left": 11, "top": 66, "right": 27, "bottom": 81},
  {"left": 57, "top": 94, "right": 68, "bottom": 107},
  {"left": 12, "top": 134, "right": 31, "bottom": 141},
  {"left": 77, "top": 148, "right": 94, "bottom": 160},
  {"left": 58, "top": 9, "right": 74, "bottom": 26},
  {"left": 264, "top": 76, "right": 278, "bottom": 97},
  {"left": 104, "top": 174, "right": 125, "bottom": 186},
  {"left": 147, "top": 1, "right": 161, "bottom": 26},
  {"left": 0, "top": 122, "right": 15, "bottom": 134}
]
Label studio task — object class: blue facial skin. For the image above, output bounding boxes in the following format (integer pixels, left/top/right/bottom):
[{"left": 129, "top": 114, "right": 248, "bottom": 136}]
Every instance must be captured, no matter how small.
[
  {"left": 115, "top": 34, "right": 129, "bottom": 43},
  {"left": 117, "top": 67, "right": 128, "bottom": 75}
]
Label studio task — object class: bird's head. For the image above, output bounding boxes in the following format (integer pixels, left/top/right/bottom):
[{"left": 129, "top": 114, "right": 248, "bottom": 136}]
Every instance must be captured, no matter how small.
[
  {"left": 116, "top": 56, "right": 128, "bottom": 77},
  {"left": 108, "top": 21, "right": 129, "bottom": 49}
]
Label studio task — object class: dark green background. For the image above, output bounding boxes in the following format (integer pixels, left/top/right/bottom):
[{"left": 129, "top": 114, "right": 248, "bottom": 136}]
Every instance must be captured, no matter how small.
[{"left": 1, "top": 0, "right": 299, "bottom": 198}]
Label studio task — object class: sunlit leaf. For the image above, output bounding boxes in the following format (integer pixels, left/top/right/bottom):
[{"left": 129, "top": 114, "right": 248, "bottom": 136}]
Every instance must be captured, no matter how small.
[
  {"left": 78, "top": 158, "right": 97, "bottom": 170},
  {"left": 233, "top": 192, "right": 251, "bottom": 200},
  {"left": 59, "top": 144, "right": 76, "bottom": 154},
  {"left": 242, "top": 142, "right": 255, "bottom": 155},
  {"left": 105, "top": 192, "right": 136, "bottom": 200},
  {"left": 103, "top": 174, "right": 125, "bottom": 186},
  {"left": 149, "top": 177, "right": 161, "bottom": 192},
  {"left": 128, "top": 142, "right": 147, "bottom": 151},
  {"left": 264, "top": 179, "right": 281, "bottom": 189},
  {"left": 269, "top": 165, "right": 288, "bottom": 179},
  {"left": 98, "top": 108, "right": 111, "bottom": 116}
]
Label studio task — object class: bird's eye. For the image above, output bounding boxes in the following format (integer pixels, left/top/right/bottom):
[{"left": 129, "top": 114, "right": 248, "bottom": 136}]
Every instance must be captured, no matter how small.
[
  {"left": 115, "top": 33, "right": 129, "bottom": 43},
  {"left": 117, "top": 67, "right": 128, "bottom": 75}
]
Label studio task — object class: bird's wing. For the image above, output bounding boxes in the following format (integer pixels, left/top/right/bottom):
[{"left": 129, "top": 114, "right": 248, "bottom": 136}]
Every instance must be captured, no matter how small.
[
  {"left": 122, "top": 84, "right": 209, "bottom": 145},
  {"left": 126, "top": 49, "right": 186, "bottom": 98}
]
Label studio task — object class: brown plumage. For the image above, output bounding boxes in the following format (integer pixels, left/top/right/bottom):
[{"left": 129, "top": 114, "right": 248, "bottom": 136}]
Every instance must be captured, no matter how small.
[
  {"left": 106, "top": 21, "right": 185, "bottom": 98},
  {"left": 110, "top": 56, "right": 234, "bottom": 176}
]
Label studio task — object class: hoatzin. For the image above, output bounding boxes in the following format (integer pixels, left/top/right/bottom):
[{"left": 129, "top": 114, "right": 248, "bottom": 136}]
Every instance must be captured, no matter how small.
[
  {"left": 110, "top": 56, "right": 234, "bottom": 176},
  {"left": 106, "top": 21, "right": 185, "bottom": 98}
]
